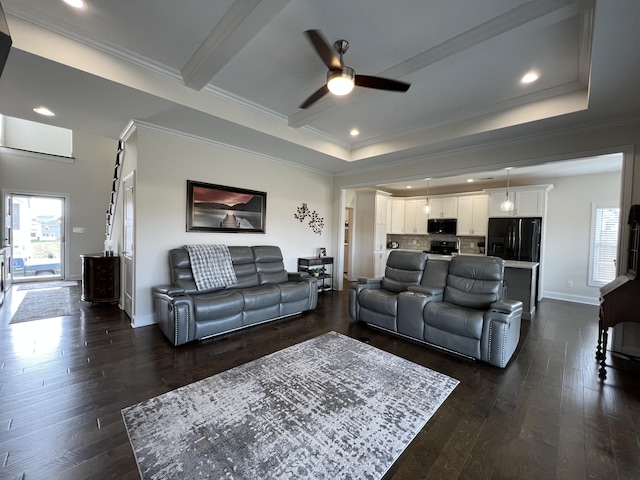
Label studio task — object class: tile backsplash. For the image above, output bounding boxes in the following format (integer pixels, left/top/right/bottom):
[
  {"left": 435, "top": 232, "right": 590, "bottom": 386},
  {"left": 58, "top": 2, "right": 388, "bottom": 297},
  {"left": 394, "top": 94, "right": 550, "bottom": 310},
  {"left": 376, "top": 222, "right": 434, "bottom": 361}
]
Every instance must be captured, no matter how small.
[{"left": 387, "top": 234, "right": 486, "bottom": 254}]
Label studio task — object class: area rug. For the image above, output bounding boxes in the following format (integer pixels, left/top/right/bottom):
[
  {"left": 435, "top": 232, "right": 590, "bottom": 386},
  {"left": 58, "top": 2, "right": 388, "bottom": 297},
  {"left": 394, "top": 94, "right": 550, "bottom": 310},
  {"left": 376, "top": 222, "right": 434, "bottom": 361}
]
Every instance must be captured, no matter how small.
[
  {"left": 9, "top": 287, "right": 72, "bottom": 324},
  {"left": 122, "top": 331, "right": 459, "bottom": 480},
  {"left": 17, "top": 281, "right": 77, "bottom": 290}
]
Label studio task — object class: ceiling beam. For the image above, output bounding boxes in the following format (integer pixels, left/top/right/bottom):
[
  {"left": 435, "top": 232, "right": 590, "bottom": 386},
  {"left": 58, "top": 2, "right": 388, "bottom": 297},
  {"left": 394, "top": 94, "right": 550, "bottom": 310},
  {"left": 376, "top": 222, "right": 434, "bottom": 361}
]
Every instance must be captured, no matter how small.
[{"left": 181, "top": 0, "right": 290, "bottom": 90}]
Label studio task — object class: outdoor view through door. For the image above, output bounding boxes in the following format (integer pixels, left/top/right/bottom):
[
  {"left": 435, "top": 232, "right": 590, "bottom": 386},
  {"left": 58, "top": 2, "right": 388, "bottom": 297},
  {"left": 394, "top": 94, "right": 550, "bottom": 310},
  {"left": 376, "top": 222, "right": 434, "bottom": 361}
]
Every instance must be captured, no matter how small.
[{"left": 11, "top": 194, "right": 64, "bottom": 281}]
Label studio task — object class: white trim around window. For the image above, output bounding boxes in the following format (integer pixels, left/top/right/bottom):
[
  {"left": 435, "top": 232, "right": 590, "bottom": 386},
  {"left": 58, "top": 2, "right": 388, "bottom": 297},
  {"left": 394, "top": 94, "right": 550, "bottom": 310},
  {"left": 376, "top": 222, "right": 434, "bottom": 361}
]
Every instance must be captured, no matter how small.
[{"left": 588, "top": 203, "right": 620, "bottom": 287}]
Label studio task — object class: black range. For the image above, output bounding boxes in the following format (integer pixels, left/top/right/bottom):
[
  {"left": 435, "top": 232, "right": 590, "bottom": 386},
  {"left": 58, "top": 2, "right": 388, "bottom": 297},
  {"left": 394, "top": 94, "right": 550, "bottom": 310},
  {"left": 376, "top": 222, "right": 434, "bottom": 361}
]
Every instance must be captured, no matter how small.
[{"left": 424, "top": 240, "right": 459, "bottom": 255}]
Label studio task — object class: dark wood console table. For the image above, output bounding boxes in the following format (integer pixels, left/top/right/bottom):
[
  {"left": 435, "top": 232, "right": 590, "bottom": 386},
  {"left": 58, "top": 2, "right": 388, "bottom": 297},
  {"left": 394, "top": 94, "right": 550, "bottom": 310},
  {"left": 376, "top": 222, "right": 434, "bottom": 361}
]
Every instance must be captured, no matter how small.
[
  {"left": 298, "top": 256, "right": 333, "bottom": 293},
  {"left": 596, "top": 209, "right": 640, "bottom": 378},
  {"left": 81, "top": 253, "right": 120, "bottom": 303}
]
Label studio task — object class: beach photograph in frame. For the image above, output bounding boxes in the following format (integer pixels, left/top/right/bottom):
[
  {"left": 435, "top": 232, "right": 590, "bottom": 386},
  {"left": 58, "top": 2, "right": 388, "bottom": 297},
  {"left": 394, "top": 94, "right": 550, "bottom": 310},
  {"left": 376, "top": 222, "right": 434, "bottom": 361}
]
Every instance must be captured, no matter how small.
[{"left": 186, "top": 181, "right": 267, "bottom": 233}]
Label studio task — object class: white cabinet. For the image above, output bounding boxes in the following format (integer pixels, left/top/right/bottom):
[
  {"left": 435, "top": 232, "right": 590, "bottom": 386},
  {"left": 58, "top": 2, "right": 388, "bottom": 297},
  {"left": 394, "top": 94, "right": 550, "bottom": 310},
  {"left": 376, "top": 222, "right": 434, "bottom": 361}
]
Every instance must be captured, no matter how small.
[
  {"left": 374, "top": 250, "right": 387, "bottom": 277},
  {"left": 389, "top": 198, "right": 405, "bottom": 234},
  {"left": 457, "top": 194, "right": 488, "bottom": 236},
  {"left": 513, "top": 189, "right": 543, "bottom": 217},
  {"left": 487, "top": 186, "right": 551, "bottom": 217},
  {"left": 375, "top": 193, "right": 389, "bottom": 251},
  {"left": 354, "top": 191, "right": 391, "bottom": 278},
  {"left": 404, "top": 198, "right": 428, "bottom": 234},
  {"left": 428, "top": 196, "right": 458, "bottom": 218}
]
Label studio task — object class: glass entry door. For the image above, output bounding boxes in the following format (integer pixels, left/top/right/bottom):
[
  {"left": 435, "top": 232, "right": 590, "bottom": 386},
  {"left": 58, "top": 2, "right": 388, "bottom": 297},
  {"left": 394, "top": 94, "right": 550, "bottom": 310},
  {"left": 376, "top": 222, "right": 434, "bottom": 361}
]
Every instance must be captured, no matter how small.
[{"left": 10, "top": 194, "right": 65, "bottom": 282}]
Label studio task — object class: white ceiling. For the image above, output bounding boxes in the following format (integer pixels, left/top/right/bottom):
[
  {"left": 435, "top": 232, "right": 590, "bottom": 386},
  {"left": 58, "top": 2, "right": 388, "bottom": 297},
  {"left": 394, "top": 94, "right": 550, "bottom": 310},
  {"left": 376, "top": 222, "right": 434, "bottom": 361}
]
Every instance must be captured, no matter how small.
[
  {"left": 0, "top": 0, "right": 638, "bottom": 183},
  {"left": 376, "top": 153, "right": 624, "bottom": 196}
]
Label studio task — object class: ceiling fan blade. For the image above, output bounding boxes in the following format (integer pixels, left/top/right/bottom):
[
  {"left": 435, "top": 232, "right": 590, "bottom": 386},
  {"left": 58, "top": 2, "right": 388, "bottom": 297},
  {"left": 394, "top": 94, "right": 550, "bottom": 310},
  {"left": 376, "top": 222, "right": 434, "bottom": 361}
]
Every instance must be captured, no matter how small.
[
  {"left": 304, "top": 30, "right": 342, "bottom": 71},
  {"left": 299, "top": 84, "right": 329, "bottom": 109},
  {"left": 355, "top": 75, "right": 411, "bottom": 92}
]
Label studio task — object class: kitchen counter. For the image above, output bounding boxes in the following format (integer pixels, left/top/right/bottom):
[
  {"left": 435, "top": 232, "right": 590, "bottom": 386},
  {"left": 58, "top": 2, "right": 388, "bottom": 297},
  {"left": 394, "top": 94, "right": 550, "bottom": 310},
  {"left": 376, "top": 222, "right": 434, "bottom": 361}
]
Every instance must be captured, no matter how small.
[{"left": 390, "top": 250, "right": 539, "bottom": 270}]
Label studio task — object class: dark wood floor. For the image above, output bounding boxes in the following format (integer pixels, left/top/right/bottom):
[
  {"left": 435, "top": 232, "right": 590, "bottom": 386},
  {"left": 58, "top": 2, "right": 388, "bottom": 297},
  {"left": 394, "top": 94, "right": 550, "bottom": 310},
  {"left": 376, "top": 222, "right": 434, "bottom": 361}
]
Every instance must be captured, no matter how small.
[{"left": 1, "top": 283, "right": 639, "bottom": 480}]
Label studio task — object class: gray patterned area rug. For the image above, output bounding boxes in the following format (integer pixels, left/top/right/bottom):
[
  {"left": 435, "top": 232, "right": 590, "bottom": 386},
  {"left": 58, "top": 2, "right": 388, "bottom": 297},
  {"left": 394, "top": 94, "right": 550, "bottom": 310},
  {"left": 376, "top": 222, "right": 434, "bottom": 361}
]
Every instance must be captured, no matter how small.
[
  {"left": 9, "top": 287, "right": 72, "bottom": 324},
  {"left": 122, "top": 331, "right": 459, "bottom": 479}
]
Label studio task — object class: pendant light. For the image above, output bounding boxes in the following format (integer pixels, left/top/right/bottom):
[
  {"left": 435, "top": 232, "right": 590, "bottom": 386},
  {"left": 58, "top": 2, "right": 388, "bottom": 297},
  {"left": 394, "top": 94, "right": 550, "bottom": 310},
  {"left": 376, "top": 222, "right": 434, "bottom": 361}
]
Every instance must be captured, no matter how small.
[
  {"left": 423, "top": 178, "right": 431, "bottom": 214},
  {"left": 500, "top": 168, "right": 515, "bottom": 212}
]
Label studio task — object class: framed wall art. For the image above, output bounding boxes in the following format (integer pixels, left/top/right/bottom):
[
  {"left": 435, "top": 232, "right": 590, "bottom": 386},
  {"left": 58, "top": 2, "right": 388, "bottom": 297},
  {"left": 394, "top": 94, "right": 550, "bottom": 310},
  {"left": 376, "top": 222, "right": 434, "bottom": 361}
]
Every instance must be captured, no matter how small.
[{"left": 186, "top": 180, "right": 267, "bottom": 233}]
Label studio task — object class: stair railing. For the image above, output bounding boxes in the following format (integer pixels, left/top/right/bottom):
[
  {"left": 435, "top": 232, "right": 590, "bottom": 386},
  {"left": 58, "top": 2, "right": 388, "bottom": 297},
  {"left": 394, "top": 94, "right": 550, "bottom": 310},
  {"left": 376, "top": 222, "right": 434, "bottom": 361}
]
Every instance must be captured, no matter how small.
[{"left": 105, "top": 140, "right": 124, "bottom": 251}]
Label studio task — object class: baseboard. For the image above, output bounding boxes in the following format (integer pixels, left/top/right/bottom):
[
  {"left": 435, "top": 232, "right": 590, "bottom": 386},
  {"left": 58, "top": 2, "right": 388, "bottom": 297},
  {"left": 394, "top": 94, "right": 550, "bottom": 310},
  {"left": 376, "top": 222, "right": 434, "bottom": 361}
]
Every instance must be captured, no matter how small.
[
  {"left": 132, "top": 313, "right": 156, "bottom": 328},
  {"left": 542, "top": 291, "right": 600, "bottom": 306}
]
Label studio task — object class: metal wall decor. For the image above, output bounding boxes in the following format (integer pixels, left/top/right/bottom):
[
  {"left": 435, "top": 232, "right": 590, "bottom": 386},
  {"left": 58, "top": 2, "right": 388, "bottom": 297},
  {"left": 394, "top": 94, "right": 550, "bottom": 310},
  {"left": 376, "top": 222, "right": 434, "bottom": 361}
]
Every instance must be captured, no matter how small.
[{"left": 294, "top": 203, "right": 324, "bottom": 235}]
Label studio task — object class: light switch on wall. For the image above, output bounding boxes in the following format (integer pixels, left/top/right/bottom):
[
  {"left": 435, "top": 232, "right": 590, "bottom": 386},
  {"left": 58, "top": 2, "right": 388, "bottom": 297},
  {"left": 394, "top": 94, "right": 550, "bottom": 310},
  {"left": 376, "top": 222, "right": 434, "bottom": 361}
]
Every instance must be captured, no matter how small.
[{"left": 72, "top": 227, "right": 85, "bottom": 233}]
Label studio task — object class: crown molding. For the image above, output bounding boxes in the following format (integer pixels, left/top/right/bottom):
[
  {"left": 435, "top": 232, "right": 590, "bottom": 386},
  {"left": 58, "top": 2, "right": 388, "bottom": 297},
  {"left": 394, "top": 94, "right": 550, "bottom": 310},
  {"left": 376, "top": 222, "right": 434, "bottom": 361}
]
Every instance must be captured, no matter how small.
[
  {"left": 336, "top": 115, "right": 640, "bottom": 180},
  {"left": 124, "top": 120, "right": 332, "bottom": 177}
]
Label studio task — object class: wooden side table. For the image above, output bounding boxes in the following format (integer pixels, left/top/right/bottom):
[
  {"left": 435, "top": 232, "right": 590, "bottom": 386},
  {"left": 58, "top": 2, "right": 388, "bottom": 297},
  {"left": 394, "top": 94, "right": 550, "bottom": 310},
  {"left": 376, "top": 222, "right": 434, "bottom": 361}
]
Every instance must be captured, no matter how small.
[{"left": 81, "top": 253, "right": 120, "bottom": 303}]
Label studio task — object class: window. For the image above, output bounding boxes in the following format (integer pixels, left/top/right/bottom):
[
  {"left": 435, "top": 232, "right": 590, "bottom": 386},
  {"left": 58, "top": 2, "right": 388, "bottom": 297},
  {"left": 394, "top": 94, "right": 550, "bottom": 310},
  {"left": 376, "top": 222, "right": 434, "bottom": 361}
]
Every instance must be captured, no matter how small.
[
  {"left": 589, "top": 204, "right": 620, "bottom": 286},
  {"left": 0, "top": 114, "right": 73, "bottom": 157}
]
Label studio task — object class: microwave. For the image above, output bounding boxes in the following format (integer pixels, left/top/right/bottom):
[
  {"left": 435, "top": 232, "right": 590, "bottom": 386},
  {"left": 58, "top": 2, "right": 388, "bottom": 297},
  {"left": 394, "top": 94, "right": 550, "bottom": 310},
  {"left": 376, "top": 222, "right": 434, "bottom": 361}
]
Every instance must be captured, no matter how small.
[{"left": 428, "top": 218, "right": 457, "bottom": 235}]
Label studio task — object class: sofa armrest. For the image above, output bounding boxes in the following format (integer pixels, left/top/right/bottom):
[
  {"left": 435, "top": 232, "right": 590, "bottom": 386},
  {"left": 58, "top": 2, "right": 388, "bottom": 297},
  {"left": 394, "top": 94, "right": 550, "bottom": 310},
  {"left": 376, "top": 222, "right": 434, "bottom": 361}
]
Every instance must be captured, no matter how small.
[
  {"left": 482, "top": 305, "right": 523, "bottom": 368},
  {"left": 153, "top": 289, "right": 196, "bottom": 346},
  {"left": 407, "top": 284, "right": 444, "bottom": 298},
  {"left": 349, "top": 279, "right": 381, "bottom": 320},
  {"left": 154, "top": 285, "right": 186, "bottom": 296},
  {"left": 396, "top": 291, "right": 443, "bottom": 339},
  {"left": 489, "top": 299, "right": 523, "bottom": 316},
  {"left": 287, "top": 272, "right": 304, "bottom": 280}
]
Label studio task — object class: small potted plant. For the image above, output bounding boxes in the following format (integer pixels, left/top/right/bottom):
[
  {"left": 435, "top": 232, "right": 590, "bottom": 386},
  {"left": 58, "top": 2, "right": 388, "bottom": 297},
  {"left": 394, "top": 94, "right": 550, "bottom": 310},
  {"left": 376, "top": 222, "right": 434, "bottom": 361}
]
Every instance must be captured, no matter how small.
[{"left": 308, "top": 267, "right": 326, "bottom": 277}]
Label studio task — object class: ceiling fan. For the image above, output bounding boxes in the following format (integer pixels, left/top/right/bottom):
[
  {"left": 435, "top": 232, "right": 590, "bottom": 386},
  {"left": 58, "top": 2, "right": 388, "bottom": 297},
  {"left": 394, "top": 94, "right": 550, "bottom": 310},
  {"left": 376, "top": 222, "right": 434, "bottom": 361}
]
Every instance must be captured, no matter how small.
[{"left": 299, "top": 29, "right": 411, "bottom": 109}]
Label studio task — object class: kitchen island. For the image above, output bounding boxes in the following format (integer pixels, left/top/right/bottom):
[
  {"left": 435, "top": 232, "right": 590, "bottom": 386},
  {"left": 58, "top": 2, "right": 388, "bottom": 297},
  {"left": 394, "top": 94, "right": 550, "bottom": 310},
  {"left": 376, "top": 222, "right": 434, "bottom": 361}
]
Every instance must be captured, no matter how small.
[{"left": 389, "top": 250, "right": 539, "bottom": 320}]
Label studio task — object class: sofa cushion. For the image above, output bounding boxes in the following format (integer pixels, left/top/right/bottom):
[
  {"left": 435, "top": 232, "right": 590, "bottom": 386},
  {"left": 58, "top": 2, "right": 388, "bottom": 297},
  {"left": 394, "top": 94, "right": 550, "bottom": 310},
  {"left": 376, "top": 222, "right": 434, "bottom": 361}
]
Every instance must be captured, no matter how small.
[
  {"left": 169, "top": 248, "right": 224, "bottom": 295},
  {"left": 444, "top": 256, "right": 503, "bottom": 309},
  {"left": 423, "top": 301, "right": 484, "bottom": 339},
  {"left": 278, "top": 281, "right": 310, "bottom": 304},
  {"left": 253, "top": 246, "right": 289, "bottom": 284},
  {"left": 359, "top": 289, "right": 400, "bottom": 317},
  {"left": 192, "top": 290, "right": 244, "bottom": 322},
  {"left": 228, "top": 246, "right": 259, "bottom": 288},
  {"left": 421, "top": 259, "right": 449, "bottom": 290},
  {"left": 380, "top": 251, "right": 427, "bottom": 293},
  {"left": 240, "top": 285, "right": 281, "bottom": 311}
]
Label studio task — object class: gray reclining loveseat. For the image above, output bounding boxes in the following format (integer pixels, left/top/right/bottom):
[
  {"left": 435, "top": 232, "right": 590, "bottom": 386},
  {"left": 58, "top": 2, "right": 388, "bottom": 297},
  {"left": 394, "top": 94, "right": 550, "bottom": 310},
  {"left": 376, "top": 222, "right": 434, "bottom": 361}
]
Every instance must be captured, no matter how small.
[
  {"left": 349, "top": 251, "right": 523, "bottom": 368},
  {"left": 153, "top": 245, "right": 318, "bottom": 346}
]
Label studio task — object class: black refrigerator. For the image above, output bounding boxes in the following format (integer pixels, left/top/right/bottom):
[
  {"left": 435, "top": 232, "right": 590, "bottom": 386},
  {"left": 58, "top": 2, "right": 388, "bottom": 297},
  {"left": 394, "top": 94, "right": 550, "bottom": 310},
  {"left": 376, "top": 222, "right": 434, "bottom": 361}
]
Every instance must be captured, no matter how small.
[{"left": 487, "top": 217, "right": 542, "bottom": 262}]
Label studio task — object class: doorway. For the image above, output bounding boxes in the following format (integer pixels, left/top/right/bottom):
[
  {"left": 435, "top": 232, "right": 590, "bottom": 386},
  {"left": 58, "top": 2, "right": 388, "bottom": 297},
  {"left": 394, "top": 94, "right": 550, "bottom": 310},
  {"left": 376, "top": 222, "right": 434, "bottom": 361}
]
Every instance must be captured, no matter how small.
[
  {"left": 344, "top": 207, "right": 353, "bottom": 281},
  {"left": 8, "top": 193, "right": 66, "bottom": 282},
  {"left": 122, "top": 172, "right": 135, "bottom": 320}
]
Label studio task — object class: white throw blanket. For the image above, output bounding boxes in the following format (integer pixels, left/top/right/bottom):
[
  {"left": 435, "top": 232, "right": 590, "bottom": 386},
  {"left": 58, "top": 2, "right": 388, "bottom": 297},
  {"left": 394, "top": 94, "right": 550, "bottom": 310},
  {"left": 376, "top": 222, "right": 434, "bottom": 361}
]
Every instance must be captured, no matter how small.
[{"left": 184, "top": 244, "right": 238, "bottom": 291}]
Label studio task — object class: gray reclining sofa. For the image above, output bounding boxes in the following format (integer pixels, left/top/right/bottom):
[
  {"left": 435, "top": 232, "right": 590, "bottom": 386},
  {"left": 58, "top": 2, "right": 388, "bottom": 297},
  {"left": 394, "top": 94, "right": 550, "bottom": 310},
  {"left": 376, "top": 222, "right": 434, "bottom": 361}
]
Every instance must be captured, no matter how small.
[
  {"left": 153, "top": 245, "right": 318, "bottom": 346},
  {"left": 349, "top": 251, "right": 523, "bottom": 368}
]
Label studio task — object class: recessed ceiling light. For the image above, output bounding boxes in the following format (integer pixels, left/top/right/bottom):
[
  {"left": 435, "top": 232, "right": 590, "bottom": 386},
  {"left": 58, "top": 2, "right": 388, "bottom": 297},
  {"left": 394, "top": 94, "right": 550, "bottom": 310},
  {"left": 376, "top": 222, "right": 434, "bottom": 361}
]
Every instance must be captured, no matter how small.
[
  {"left": 466, "top": 178, "right": 474, "bottom": 183},
  {"left": 350, "top": 128, "right": 360, "bottom": 136},
  {"left": 33, "top": 106, "right": 55, "bottom": 117},
  {"left": 62, "top": 0, "right": 86, "bottom": 8},
  {"left": 520, "top": 71, "right": 539, "bottom": 84}
]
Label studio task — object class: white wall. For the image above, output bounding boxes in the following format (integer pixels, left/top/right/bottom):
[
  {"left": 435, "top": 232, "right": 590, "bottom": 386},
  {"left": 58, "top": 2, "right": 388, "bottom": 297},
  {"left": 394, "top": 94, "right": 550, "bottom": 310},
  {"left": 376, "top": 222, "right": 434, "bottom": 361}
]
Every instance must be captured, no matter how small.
[
  {"left": 131, "top": 126, "right": 334, "bottom": 325},
  {"left": 543, "top": 172, "right": 621, "bottom": 304},
  {"left": 0, "top": 131, "right": 116, "bottom": 278}
]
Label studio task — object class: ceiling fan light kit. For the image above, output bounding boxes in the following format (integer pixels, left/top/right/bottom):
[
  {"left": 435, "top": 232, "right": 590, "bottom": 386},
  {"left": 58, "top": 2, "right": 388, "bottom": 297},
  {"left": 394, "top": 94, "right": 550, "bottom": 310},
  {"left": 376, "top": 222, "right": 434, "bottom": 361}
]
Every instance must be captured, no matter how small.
[{"left": 327, "top": 67, "right": 355, "bottom": 95}]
